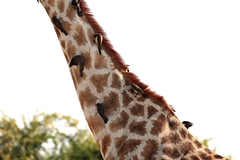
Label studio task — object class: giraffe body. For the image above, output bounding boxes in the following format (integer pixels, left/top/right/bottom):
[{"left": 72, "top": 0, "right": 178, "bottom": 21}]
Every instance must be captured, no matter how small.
[{"left": 38, "top": 0, "right": 227, "bottom": 159}]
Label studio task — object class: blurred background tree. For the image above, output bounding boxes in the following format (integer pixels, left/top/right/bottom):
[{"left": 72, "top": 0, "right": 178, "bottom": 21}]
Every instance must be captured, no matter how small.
[
  {"left": 0, "top": 111, "right": 103, "bottom": 160},
  {"left": 0, "top": 111, "right": 232, "bottom": 160},
  {"left": 201, "top": 138, "right": 233, "bottom": 160}
]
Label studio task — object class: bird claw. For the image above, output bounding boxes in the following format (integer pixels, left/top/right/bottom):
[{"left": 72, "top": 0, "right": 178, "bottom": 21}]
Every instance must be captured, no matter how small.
[
  {"left": 169, "top": 105, "right": 176, "bottom": 112},
  {"left": 72, "top": 0, "right": 84, "bottom": 17},
  {"left": 131, "top": 83, "right": 147, "bottom": 97},
  {"left": 94, "top": 33, "right": 103, "bottom": 55},
  {"left": 52, "top": 16, "right": 68, "bottom": 36},
  {"left": 69, "top": 55, "right": 85, "bottom": 77}
]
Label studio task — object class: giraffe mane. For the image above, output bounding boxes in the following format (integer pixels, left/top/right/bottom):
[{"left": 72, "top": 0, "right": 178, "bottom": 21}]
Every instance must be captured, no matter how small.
[{"left": 81, "top": 0, "right": 174, "bottom": 114}]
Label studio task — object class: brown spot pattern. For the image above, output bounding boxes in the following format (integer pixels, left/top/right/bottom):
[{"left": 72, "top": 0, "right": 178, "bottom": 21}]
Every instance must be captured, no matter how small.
[
  {"left": 110, "top": 111, "right": 129, "bottom": 132},
  {"left": 48, "top": 0, "right": 55, "bottom": 7},
  {"left": 179, "top": 128, "right": 187, "bottom": 139},
  {"left": 162, "top": 147, "right": 181, "bottom": 159},
  {"left": 82, "top": 50, "right": 91, "bottom": 69},
  {"left": 180, "top": 142, "right": 194, "bottom": 155},
  {"left": 57, "top": 0, "right": 65, "bottom": 13},
  {"left": 119, "top": 155, "right": 124, "bottom": 160},
  {"left": 106, "top": 153, "right": 115, "bottom": 160},
  {"left": 62, "top": 20, "right": 71, "bottom": 34},
  {"left": 141, "top": 139, "right": 158, "bottom": 159},
  {"left": 136, "top": 95, "right": 146, "bottom": 102},
  {"left": 60, "top": 40, "right": 66, "bottom": 49},
  {"left": 90, "top": 73, "right": 109, "bottom": 93},
  {"left": 132, "top": 155, "right": 139, "bottom": 160},
  {"left": 147, "top": 105, "right": 158, "bottom": 118},
  {"left": 86, "top": 114, "right": 105, "bottom": 135},
  {"left": 71, "top": 61, "right": 85, "bottom": 84},
  {"left": 161, "top": 133, "right": 181, "bottom": 145},
  {"left": 190, "top": 155, "right": 201, "bottom": 160},
  {"left": 168, "top": 119, "right": 178, "bottom": 131},
  {"left": 78, "top": 87, "right": 98, "bottom": 110},
  {"left": 122, "top": 90, "right": 133, "bottom": 107},
  {"left": 204, "top": 148, "right": 212, "bottom": 154},
  {"left": 198, "top": 151, "right": 212, "bottom": 160},
  {"left": 130, "top": 104, "right": 145, "bottom": 117},
  {"left": 150, "top": 114, "right": 166, "bottom": 136},
  {"left": 194, "top": 140, "right": 202, "bottom": 148},
  {"left": 94, "top": 52, "right": 108, "bottom": 69},
  {"left": 66, "top": 3, "right": 75, "bottom": 21},
  {"left": 187, "top": 132, "right": 194, "bottom": 140},
  {"left": 103, "top": 91, "right": 119, "bottom": 115},
  {"left": 129, "top": 120, "right": 147, "bottom": 136},
  {"left": 44, "top": 6, "right": 50, "bottom": 15},
  {"left": 214, "top": 154, "right": 224, "bottom": 159},
  {"left": 102, "top": 134, "right": 111, "bottom": 157},
  {"left": 81, "top": 16, "right": 90, "bottom": 25},
  {"left": 52, "top": 11, "right": 57, "bottom": 18},
  {"left": 115, "top": 136, "right": 141, "bottom": 156},
  {"left": 87, "top": 28, "right": 94, "bottom": 46},
  {"left": 73, "top": 25, "right": 87, "bottom": 46},
  {"left": 67, "top": 41, "right": 77, "bottom": 61},
  {"left": 53, "top": 27, "right": 61, "bottom": 39},
  {"left": 111, "top": 73, "right": 122, "bottom": 89}
]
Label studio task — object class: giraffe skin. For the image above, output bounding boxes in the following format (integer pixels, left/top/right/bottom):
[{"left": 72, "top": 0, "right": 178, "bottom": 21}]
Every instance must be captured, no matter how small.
[{"left": 38, "top": 0, "right": 228, "bottom": 159}]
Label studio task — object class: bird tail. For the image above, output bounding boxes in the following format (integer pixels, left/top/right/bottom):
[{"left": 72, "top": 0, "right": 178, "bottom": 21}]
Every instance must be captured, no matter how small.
[{"left": 103, "top": 116, "right": 108, "bottom": 124}]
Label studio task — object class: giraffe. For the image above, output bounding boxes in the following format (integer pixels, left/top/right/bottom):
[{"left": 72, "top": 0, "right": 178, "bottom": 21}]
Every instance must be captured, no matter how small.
[{"left": 38, "top": 0, "right": 227, "bottom": 159}]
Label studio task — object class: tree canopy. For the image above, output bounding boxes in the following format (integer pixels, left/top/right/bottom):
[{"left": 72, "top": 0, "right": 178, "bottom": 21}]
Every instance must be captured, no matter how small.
[{"left": 0, "top": 111, "right": 103, "bottom": 160}]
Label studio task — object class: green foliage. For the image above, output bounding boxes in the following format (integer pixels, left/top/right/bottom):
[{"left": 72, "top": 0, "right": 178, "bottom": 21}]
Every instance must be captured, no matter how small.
[
  {"left": 48, "top": 130, "right": 103, "bottom": 160},
  {"left": 200, "top": 138, "right": 233, "bottom": 160},
  {"left": 0, "top": 111, "right": 103, "bottom": 160}
]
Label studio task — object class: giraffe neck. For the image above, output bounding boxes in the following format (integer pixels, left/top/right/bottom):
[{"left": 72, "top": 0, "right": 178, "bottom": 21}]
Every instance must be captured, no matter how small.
[{"left": 39, "top": 0, "right": 227, "bottom": 159}]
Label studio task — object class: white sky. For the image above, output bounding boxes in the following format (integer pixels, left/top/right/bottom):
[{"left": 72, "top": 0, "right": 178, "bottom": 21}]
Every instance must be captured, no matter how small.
[{"left": 0, "top": 0, "right": 239, "bottom": 159}]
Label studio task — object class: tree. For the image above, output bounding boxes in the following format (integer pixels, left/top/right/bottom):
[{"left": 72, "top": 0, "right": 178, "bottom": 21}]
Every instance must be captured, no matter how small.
[
  {"left": 200, "top": 138, "right": 233, "bottom": 160},
  {"left": 0, "top": 111, "right": 103, "bottom": 160},
  {"left": 49, "top": 129, "right": 102, "bottom": 160}
]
